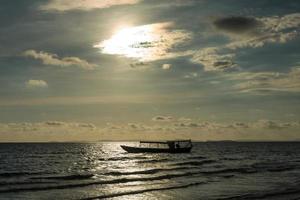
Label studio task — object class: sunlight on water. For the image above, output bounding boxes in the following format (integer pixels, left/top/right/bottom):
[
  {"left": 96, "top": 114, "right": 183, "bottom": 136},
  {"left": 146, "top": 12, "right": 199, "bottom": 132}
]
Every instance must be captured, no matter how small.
[{"left": 1, "top": 142, "right": 300, "bottom": 199}]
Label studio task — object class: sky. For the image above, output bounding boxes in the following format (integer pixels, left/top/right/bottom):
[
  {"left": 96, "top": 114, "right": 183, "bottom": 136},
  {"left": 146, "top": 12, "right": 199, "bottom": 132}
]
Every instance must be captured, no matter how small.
[{"left": 0, "top": 0, "right": 300, "bottom": 142}]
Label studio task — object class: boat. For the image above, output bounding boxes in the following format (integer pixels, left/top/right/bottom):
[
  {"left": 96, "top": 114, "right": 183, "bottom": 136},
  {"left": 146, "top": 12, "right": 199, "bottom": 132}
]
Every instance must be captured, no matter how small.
[{"left": 120, "top": 140, "right": 192, "bottom": 153}]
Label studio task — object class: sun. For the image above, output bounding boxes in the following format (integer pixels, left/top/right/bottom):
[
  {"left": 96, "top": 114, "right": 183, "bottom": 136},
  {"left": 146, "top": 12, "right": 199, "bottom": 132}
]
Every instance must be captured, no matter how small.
[
  {"left": 94, "top": 22, "right": 190, "bottom": 61},
  {"left": 94, "top": 24, "right": 159, "bottom": 61}
]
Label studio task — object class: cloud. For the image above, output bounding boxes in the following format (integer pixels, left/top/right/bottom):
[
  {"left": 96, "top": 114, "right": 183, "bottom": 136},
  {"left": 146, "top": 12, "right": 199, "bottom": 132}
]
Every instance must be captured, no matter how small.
[
  {"left": 39, "top": 0, "right": 140, "bottom": 11},
  {"left": 174, "top": 122, "right": 203, "bottom": 128},
  {"left": 192, "top": 13, "right": 300, "bottom": 72},
  {"left": 260, "top": 13, "right": 300, "bottom": 32},
  {"left": 213, "top": 16, "right": 262, "bottom": 37},
  {"left": 184, "top": 72, "right": 198, "bottom": 78},
  {"left": 129, "top": 62, "right": 149, "bottom": 69},
  {"left": 226, "top": 13, "right": 300, "bottom": 49},
  {"left": 191, "top": 47, "right": 237, "bottom": 71},
  {"left": 43, "top": 121, "right": 96, "bottom": 129},
  {"left": 162, "top": 64, "right": 172, "bottom": 70},
  {"left": 3, "top": 120, "right": 298, "bottom": 134},
  {"left": 227, "top": 31, "right": 297, "bottom": 49},
  {"left": 226, "top": 122, "right": 249, "bottom": 129},
  {"left": 229, "top": 66, "right": 300, "bottom": 93},
  {"left": 23, "top": 50, "right": 96, "bottom": 70},
  {"left": 1, "top": 119, "right": 299, "bottom": 142},
  {"left": 0, "top": 121, "right": 97, "bottom": 134},
  {"left": 105, "top": 122, "right": 176, "bottom": 132},
  {"left": 26, "top": 79, "right": 48, "bottom": 88},
  {"left": 152, "top": 115, "right": 173, "bottom": 122},
  {"left": 178, "top": 117, "right": 192, "bottom": 122},
  {"left": 149, "top": 116, "right": 299, "bottom": 131},
  {"left": 173, "top": 120, "right": 300, "bottom": 131},
  {"left": 44, "top": 121, "right": 65, "bottom": 126},
  {"left": 127, "top": 123, "right": 153, "bottom": 131},
  {"left": 125, "top": 119, "right": 300, "bottom": 133},
  {"left": 252, "top": 120, "right": 299, "bottom": 129}
]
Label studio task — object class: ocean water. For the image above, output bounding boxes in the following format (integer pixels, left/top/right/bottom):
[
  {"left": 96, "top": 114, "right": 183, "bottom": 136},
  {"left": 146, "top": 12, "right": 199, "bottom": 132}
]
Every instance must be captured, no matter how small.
[{"left": 0, "top": 142, "right": 300, "bottom": 200}]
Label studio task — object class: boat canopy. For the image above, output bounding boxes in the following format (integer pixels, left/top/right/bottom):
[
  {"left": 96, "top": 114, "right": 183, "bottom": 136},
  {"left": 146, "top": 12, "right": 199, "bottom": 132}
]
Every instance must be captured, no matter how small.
[
  {"left": 140, "top": 141, "right": 168, "bottom": 144},
  {"left": 140, "top": 140, "right": 191, "bottom": 144}
]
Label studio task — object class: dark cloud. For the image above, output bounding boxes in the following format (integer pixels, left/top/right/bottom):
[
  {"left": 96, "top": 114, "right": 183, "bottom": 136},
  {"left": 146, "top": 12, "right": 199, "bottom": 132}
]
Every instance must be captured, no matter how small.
[
  {"left": 129, "top": 62, "right": 148, "bottom": 68},
  {"left": 214, "top": 16, "right": 261, "bottom": 35},
  {"left": 213, "top": 60, "right": 236, "bottom": 70},
  {"left": 152, "top": 115, "right": 173, "bottom": 122},
  {"left": 174, "top": 122, "right": 201, "bottom": 128},
  {"left": 44, "top": 121, "right": 65, "bottom": 126}
]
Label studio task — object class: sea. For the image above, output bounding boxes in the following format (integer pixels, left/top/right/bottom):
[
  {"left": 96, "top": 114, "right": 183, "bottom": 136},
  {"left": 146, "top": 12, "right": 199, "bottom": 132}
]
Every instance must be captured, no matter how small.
[{"left": 0, "top": 142, "right": 300, "bottom": 200}]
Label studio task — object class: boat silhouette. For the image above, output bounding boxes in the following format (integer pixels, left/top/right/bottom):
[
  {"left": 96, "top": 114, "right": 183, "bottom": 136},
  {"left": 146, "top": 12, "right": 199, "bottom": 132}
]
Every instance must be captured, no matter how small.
[{"left": 121, "top": 140, "right": 192, "bottom": 153}]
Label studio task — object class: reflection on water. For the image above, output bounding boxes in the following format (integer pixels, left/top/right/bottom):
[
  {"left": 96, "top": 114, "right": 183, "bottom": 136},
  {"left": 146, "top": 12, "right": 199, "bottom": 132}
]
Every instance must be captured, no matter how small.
[{"left": 1, "top": 142, "right": 300, "bottom": 199}]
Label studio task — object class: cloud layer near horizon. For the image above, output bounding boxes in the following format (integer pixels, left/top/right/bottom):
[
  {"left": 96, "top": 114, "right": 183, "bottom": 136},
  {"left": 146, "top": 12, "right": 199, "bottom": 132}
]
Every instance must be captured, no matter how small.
[{"left": 1, "top": 118, "right": 299, "bottom": 141}]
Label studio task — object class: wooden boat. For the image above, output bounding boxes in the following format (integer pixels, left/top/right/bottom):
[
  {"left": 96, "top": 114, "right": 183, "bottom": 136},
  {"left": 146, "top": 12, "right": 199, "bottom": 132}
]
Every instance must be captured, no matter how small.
[{"left": 120, "top": 140, "right": 192, "bottom": 153}]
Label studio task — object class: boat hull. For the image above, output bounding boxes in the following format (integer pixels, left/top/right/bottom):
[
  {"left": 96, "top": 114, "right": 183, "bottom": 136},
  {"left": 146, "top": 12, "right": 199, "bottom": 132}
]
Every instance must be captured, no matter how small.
[{"left": 120, "top": 145, "right": 192, "bottom": 153}]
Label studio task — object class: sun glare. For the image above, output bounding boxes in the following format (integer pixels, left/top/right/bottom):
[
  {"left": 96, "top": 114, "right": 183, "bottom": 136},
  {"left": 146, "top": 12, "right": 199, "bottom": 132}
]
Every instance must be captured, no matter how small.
[
  {"left": 94, "top": 22, "right": 190, "bottom": 61},
  {"left": 95, "top": 24, "right": 158, "bottom": 61}
]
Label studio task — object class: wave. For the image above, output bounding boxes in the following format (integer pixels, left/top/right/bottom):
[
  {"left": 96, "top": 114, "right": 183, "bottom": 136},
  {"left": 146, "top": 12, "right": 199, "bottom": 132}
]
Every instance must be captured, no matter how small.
[
  {"left": 0, "top": 171, "right": 202, "bottom": 193},
  {"left": 80, "top": 181, "right": 205, "bottom": 200},
  {"left": 222, "top": 157, "right": 245, "bottom": 161},
  {"left": 201, "top": 167, "right": 257, "bottom": 175},
  {"left": 105, "top": 168, "right": 162, "bottom": 176},
  {"left": 0, "top": 181, "right": 56, "bottom": 187},
  {"left": 188, "top": 156, "right": 207, "bottom": 159},
  {"left": 98, "top": 156, "right": 148, "bottom": 161},
  {"left": 250, "top": 162, "right": 298, "bottom": 173},
  {"left": 136, "top": 158, "right": 170, "bottom": 163},
  {"left": 173, "top": 160, "right": 216, "bottom": 166},
  {"left": 104, "top": 166, "right": 197, "bottom": 176},
  {"left": 200, "top": 164, "right": 296, "bottom": 176},
  {"left": 1, "top": 166, "right": 252, "bottom": 193},
  {"left": 0, "top": 172, "right": 43, "bottom": 177},
  {"left": 266, "top": 166, "right": 296, "bottom": 172},
  {"left": 218, "top": 187, "right": 300, "bottom": 200},
  {"left": 30, "top": 174, "right": 94, "bottom": 180}
]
